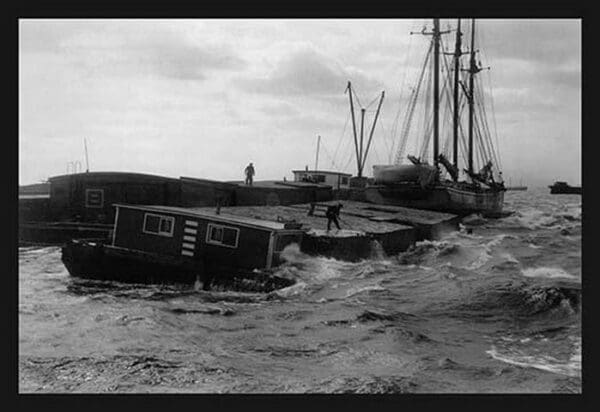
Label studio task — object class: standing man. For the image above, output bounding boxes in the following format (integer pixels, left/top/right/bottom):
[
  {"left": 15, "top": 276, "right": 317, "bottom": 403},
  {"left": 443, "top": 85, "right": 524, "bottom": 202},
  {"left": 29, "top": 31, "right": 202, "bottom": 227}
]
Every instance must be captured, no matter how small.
[
  {"left": 326, "top": 203, "right": 343, "bottom": 231},
  {"left": 244, "top": 162, "right": 255, "bottom": 186}
]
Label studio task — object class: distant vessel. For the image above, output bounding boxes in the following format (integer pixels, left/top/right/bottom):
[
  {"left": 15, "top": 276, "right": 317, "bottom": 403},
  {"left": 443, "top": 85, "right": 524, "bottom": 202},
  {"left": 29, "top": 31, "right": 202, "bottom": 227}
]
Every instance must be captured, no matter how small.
[
  {"left": 549, "top": 181, "right": 581, "bottom": 195},
  {"left": 363, "top": 18, "right": 505, "bottom": 216},
  {"left": 506, "top": 178, "right": 527, "bottom": 191}
]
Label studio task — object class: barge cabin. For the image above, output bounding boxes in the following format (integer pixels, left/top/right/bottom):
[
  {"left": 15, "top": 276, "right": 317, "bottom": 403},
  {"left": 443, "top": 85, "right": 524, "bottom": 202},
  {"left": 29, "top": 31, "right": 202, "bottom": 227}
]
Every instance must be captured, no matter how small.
[{"left": 62, "top": 204, "right": 305, "bottom": 290}]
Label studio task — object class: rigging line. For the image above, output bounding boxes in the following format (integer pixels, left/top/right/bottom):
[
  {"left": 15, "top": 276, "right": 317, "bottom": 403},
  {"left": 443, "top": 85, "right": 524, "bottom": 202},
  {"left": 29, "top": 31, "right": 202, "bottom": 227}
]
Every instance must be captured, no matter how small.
[
  {"left": 440, "top": 44, "right": 450, "bottom": 162},
  {"left": 375, "top": 114, "right": 392, "bottom": 163},
  {"left": 338, "top": 113, "right": 358, "bottom": 173},
  {"left": 473, "top": 106, "right": 489, "bottom": 169},
  {"left": 320, "top": 144, "right": 343, "bottom": 171},
  {"left": 395, "top": 40, "right": 433, "bottom": 164},
  {"left": 382, "top": 125, "right": 394, "bottom": 164},
  {"left": 405, "top": 38, "right": 434, "bottom": 162},
  {"left": 486, "top": 69, "right": 502, "bottom": 170},
  {"left": 351, "top": 83, "right": 364, "bottom": 110},
  {"left": 364, "top": 93, "right": 381, "bottom": 111},
  {"left": 476, "top": 25, "right": 503, "bottom": 171},
  {"left": 474, "top": 104, "right": 492, "bottom": 166},
  {"left": 472, "top": 78, "right": 491, "bottom": 160},
  {"left": 440, "top": 41, "right": 456, "bottom": 157},
  {"left": 419, "top": 55, "right": 434, "bottom": 161},
  {"left": 370, "top": 136, "right": 383, "bottom": 166},
  {"left": 390, "top": 22, "right": 416, "bottom": 159},
  {"left": 478, "top": 76, "right": 501, "bottom": 171},
  {"left": 342, "top": 146, "right": 355, "bottom": 173},
  {"left": 331, "top": 112, "right": 351, "bottom": 165},
  {"left": 474, "top": 78, "right": 500, "bottom": 170}
]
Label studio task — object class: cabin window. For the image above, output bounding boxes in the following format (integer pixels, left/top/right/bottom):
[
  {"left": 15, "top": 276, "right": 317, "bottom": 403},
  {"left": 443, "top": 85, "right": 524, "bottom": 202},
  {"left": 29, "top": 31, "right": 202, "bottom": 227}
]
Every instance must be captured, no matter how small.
[
  {"left": 143, "top": 213, "right": 175, "bottom": 237},
  {"left": 206, "top": 223, "right": 239, "bottom": 248},
  {"left": 314, "top": 175, "right": 326, "bottom": 183},
  {"left": 341, "top": 177, "right": 349, "bottom": 185},
  {"left": 85, "top": 189, "right": 104, "bottom": 208}
]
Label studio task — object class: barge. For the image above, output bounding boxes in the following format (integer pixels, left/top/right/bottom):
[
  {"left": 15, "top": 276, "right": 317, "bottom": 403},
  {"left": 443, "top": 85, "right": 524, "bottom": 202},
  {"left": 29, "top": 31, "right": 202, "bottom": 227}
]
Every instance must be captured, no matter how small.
[
  {"left": 62, "top": 204, "right": 305, "bottom": 291},
  {"left": 61, "top": 201, "right": 459, "bottom": 290}
]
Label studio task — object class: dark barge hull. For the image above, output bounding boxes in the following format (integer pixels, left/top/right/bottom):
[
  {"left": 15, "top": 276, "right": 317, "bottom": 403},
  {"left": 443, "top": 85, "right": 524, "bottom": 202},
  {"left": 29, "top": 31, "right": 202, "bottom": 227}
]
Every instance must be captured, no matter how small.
[
  {"left": 549, "top": 186, "right": 582, "bottom": 195},
  {"left": 363, "top": 183, "right": 505, "bottom": 217},
  {"left": 61, "top": 240, "right": 294, "bottom": 292},
  {"left": 19, "top": 221, "right": 112, "bottom": 246}
]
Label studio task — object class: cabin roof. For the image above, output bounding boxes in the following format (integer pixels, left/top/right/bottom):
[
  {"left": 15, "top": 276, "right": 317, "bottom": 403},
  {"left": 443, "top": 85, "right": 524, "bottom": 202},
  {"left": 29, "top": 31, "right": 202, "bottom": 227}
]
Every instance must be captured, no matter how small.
[
  {"left": 49, "top": 171, "right": 182, "bottom": 184},
  {"left": 115, "top": 204, "right": 291, "bottom": 231}
]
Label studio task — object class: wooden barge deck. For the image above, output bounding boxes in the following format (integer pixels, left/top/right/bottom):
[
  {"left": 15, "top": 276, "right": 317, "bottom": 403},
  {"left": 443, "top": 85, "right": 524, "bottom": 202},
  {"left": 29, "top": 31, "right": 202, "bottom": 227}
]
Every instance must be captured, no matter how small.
[{"left": 193, "top": 200, "right": 459, "bottom": 261}]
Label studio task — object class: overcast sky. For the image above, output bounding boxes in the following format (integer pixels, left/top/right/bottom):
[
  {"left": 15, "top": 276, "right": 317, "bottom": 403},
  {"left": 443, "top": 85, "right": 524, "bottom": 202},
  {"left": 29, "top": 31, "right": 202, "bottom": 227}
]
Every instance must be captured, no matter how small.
[{"left": 19, "top": 19, "right": 581, "bottom": 187}]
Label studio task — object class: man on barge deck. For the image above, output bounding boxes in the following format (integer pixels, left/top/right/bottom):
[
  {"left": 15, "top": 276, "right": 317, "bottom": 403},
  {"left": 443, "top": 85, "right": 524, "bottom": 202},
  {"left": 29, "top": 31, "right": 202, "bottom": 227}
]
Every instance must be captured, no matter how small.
[
  {"left": 326, "top": 203, "right": 343, "bottom": 232},
  {"left": 244, "top": 162, "right": 255, "bottom": 186}
]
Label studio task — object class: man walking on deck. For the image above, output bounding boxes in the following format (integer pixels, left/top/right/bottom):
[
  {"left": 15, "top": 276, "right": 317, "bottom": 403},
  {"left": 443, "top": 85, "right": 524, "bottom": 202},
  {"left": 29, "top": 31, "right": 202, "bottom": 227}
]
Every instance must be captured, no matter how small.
[
  {"left": 244, "top": 162, "right": 255, "bottom": 186},
  {"left": 326, "top": 203, "right": 343, "bottom": 231}
]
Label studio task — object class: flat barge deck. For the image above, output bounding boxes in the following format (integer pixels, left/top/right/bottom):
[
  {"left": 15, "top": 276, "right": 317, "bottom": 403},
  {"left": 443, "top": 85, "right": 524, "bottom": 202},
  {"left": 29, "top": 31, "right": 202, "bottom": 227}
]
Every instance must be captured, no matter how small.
[{"left": 195, "top": 200, "right": 460, "bottom": 261}]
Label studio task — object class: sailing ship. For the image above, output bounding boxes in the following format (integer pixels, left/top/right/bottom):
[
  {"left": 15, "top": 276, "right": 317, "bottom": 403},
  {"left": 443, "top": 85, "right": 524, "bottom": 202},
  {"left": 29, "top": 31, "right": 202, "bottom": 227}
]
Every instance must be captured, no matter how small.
[{"left": 365, "top": 18, "right": 506, "bottom": 216}]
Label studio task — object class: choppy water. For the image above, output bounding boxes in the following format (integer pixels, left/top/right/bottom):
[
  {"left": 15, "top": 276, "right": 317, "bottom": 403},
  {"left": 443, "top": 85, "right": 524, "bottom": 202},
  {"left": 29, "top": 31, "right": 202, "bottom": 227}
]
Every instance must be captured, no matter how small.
[{"left": 18, "top": 188, "right": 582, "bottom": 393}]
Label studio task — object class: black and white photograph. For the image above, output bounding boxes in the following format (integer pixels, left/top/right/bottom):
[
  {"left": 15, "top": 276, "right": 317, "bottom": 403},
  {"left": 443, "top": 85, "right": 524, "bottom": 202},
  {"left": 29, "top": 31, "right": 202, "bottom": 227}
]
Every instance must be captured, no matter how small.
[{"left": 18, "top": 16, "right": 582, "bottom": 394}]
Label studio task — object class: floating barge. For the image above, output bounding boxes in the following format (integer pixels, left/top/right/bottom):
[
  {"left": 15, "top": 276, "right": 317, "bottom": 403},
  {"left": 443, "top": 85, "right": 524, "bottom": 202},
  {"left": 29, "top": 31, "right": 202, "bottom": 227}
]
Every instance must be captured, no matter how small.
[
  {"left": 196, "top": 200, "right": 460, "bottom": 261},
  {"left": 61, "top": 200, "right": 458, "bottom": 289},
  {"left": 20, "top": 171, "right": 332, "bottom": 245},
  {"left": 62, "top": 204, "right": 305, "bottom": 291}
]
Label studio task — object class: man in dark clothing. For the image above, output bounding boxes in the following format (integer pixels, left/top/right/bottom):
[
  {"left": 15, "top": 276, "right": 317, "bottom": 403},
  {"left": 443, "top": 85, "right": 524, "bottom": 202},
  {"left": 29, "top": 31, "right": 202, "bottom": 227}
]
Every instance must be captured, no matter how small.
[
  {"left": 326, "top": 203, "right": 343, "bottom": 231},
  {"left": 244, "top": 162, "right": 255, "bottom": 186}
]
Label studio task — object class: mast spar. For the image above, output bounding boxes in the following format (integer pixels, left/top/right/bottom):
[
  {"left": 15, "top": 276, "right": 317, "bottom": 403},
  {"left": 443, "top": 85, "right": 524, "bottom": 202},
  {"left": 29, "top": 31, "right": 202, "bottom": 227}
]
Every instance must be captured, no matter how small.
[
  {"left": 413, "top": 19, "right": 449, "bottom": 169},
  {"left": 468, "top": 19, "right": 478, "bottom": 175},
  {"left": 345, "top": 81, "right": 385, "bottom": 178},
  {"left": 452, "top": 19, "right": 463, "bottom": 176},
  {"left": 315, "top": 135, "right": 321, "bottom": 170},
  {"left": 433, "top": 19, "right": 440, "bottom": 169}
]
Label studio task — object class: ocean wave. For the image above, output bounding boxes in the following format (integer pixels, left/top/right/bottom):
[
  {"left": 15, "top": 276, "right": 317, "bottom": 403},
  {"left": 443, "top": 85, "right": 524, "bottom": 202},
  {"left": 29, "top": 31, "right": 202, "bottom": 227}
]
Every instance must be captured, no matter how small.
[
  {"left": 435, "top": 280, "right": 581, "bottom": 320},
  {"left": 342, "top": 284, "right": 386, "bottom": 298},
  {"left": 278, "top": 244, "right": 352, "bottom": 281},
  {"left": 522, "top": 267, "right": 578, "bottom": 280},
  {"left": 486, "top": 339, "right": 581, "bottom": 378},
  {"left": 396, "top": 236, "right": 516, "bottom": 271}
]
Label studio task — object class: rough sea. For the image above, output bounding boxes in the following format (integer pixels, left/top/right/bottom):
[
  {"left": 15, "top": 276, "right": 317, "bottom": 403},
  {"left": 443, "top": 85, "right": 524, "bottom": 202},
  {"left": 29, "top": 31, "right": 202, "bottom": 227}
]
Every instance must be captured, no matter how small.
[{"left": 18, "top": 188, "right": 582, "bottom": 393}]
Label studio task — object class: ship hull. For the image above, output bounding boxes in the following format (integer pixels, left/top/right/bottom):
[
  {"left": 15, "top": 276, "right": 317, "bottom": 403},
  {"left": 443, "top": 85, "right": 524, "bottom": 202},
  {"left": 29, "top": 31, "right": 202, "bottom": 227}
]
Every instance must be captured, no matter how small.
[{"left": 363, "top": 183, "right": 505, "bottom": 217}]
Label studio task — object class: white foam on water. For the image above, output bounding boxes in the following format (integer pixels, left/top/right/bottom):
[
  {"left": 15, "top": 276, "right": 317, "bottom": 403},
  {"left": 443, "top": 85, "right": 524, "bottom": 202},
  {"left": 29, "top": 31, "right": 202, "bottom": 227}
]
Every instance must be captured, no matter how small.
[
  {"left": 466, "top": 249, "right": 493, "bottom": 270},
  {"left": 515, "top": 209, "right": 560, "bottom": 230},
  {"left": 277, "top": 243, "right": 349, "bottom": 281},
  {"left": 343, "top": 283, "right": 385, "bottom": 298},
  {"left": 273, "top": 281, "right": 308, "bottom": 298},
  {"left": 500, "top": 253, "right": 520, "bottom": 264},
  {"left": 486, "top": 344, "right": 581, "bottom": 378},
  {"left": 522, "top": 267, "right": 577, "bottom": 280}
]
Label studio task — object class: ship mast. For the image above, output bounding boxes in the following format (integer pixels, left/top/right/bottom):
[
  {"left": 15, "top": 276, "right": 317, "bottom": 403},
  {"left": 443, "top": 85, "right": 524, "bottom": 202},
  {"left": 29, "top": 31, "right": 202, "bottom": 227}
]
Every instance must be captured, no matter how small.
[
  {"left": 314, "top": 135, "right": 321, "bottom": 170},
  {"left": 432, "top": 18, "right": 440, "bottom": 169},
  {"left": 467, "top": 19, "right": 479, "bottom": 175},
  {"left": 414, "top": 19, "right": 449, "bottom": 169},
  {"left": 452, "top": 19, "right": 463, "bottom": 176}
]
